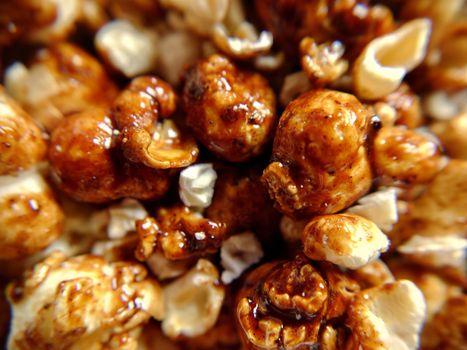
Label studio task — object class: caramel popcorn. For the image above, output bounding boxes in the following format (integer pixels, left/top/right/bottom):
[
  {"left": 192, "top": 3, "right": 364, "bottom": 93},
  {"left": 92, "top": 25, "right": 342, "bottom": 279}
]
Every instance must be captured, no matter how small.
[
  {"left": 183, "top": 54, "right": 277, "bottom": 162},
  {"left": 48, "top": 108, "right": 172, "bottom": 203},
  {"left": 262, "top": 89, "right": 373, "bottom": 218},
  {"left": 135, "top": 204, "right": 226, "bottom": 261},
  {"left": 6, "top": 252, "right": 164, "bottom": 350},
  {"left": 0, "top": 2, "right": 465, "bottom": 350},
  {"left": 114, "top": 76, "right": 199, "bottom": 169},
  {"left": 5, "top": 43, "right": 118, "bottom": 131},
  {"left": 235, "top": 255, "right": 360, "bottom": 349},
  {"left": 302, "top": 213, "right": 389, "bottom": 269}
]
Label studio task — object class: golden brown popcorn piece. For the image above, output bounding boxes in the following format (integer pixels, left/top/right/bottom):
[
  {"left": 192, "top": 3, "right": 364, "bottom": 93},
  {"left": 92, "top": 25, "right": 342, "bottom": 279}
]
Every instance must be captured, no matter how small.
[
  {"left": 430, "top": 112, "right": 467, "bottom": 160},
  {"left": 0, "top": 87, "right": 46, "bottom": 175},
  {"left": 372, "top": 126, "right": 443, "bottom": 186},
  {"left": 262, "top": 89, "right": 373, "bottom": 218},
  {"left": 0, "top": 0, "right": 56, "bottom": 45},
  {"left": 255, "top": 0, "right": 394, "bottom": 57},
  {"left": 183, "top": 54, "right": 277, "bottom": 162},
  {"left": 421, "top": 295, "right": 467, "bottom": 350},
  {"left": 6, "top": 252, "right": 164, "bottom": 350},
  {"left": 114, "top": 76, "right": 199, "bottom": 169},
  {"left": 377, "top": 83, "right": 424, "bottom": 128},
  {"left": 206, "top": 165, "right": 279, "bottom": 238},
  {"left": 299, "top": 37, "right": 348, "bottom": 86},
  {"left": 302, "top": 213, "right": 389, "bottom": 269},
  {"left": 135, "top": 204, "right": 226, "bottom": 261},
  {"left": 350, "top": 259, "right": 395, "bottom": 289},
  {"left": 5, "top": 43, "right": 118, "bottom": 131},
  {"left": 0, "top": 171, "right": 64, "bottom": 260},
  {"left": 48, "top": 108, "right": 171, "bottom": 203},
  {"left": 235, "top": 255, "right": 360, "bottom": 350}
]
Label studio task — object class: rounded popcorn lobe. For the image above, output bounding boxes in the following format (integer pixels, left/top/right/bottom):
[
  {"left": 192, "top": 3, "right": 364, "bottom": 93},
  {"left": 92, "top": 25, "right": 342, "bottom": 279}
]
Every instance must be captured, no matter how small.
[
  {"left": 6, "top": 252, "right": 164, "bottom": 350},
  {"left": 113, "top": 76, "right": 198, "bottom": 169},
  {"left": 0, "top": 87, "right": 46, "bottom": 175},
  {"left": 262, "top": 89, "right": 372, "bottom": 218},
  {"left": 302, "top": 213, "right": 389, "bottom": 269},
  {"left": 372, "top": 126, "right": 443, "bottom": 186},
  {"left": 183, "top": 54, "right": 277, "bottom": 162},
  {"left": 48, "top": 108, "right": 171, "bottom": 203},
  {"left": 5, "top": 43, "right": 118, "bottom": 132},
  {"left": 235, "top": 255, "right": 360, "bottom": 350},
  {"left": 0, "top": 170, "right": 64, "bottom": 260}
]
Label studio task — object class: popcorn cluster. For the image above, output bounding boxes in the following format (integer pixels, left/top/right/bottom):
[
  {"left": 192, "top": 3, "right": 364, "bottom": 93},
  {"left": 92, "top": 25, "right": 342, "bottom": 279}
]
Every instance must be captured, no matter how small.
[{"left": 0, "top": 0, "right": 465, "bottom": 349}]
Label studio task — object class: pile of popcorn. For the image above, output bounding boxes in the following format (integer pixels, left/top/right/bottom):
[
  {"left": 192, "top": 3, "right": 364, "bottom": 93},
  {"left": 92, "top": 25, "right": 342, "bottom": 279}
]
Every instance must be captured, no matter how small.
[{"left": 0, "top": 0, "right": 465, "bottom": 349}]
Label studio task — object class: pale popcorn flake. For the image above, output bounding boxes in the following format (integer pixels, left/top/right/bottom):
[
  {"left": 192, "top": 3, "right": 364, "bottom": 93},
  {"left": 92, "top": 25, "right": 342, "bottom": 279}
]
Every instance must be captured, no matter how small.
[
  {"left": 221, "top": 231, "right": 264, "bottom": 284},
  {"left": 179, "top": 163, "right": 217, "bottom": 209},
  {"left": 346, "top": 187, "right": 398, "bottom": 231},
  {"left": 107, "top": 198, "right": 148, "bottom": 239}
]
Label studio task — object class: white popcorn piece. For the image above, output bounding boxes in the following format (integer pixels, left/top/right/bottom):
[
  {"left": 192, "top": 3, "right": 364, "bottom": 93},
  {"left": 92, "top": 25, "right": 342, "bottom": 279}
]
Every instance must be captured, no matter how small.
[
  {"left": 346, "top": 187, "right": 398, "bottom": 232},
  {"left": 347, "top": 280, "right": 426, "bottom": 350},
  {"left": 353, "top": 19, "right": 431, "bottom": 100},
  {"left": 303, "top": 214, "right": 390, "bottom": 269},
  {"left": 213, "top": 22, "right": 273, "bottom": 59},
  {"left": 160, "top": 0, "right": 229, "bottom": 36},
  {"left": 179, "top": 163, "right": 217, "bottom": 209},
  {"left": 0, "top": 169, "right": 47, "bottom": 198},
  {"left": 107, "top": 198, "right": 148, "bottom": 239},
  {"left": 397, "top": 235, "right": 467, "bottom": 268},
  {"left": 162, "top": 259, "right": 224, "bottom": 338},
  {"left": 157, "top": 30, "right": 202, "bottom": 85},
  {"left": 423, "top": 89, "right": 467, "bottom": 120},
  {"left": 146, "top": 251, "right": 191, "bottom": 280},
  {"left": 95, "top": 20, "right": 159, "bottom": 77},
  {"left": 220, "top": 232, "right": 264, "bottom": 284}
]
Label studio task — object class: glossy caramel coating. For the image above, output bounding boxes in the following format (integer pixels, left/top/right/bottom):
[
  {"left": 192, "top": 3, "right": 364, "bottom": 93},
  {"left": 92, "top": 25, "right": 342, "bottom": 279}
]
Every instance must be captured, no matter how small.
[
  {"left": 206, "top": 166, "right": 279, "bottom": 238},
  {"left": 372, "top": 126, "right": 443, "bottom": 185},
  {"left": 114, "top": 76, "right": 199, "bottom": 169},
  {"left": 0, "top": 0, "right": 56, "bottom": 45},
  {"left": 235, "top": 255, "right": 360, "bottom": 350},
  {"left": 10, "top": 43, "right": 118, "bottom": 131},
  {"left": 135, "top": 204, "right": 226, "bottom": 261},
  {"left": 0, "top": 178, "right": 64, "bottom": 260},
  {"left": 255, "top": 0, "right": 394, "bottom": 57},
  {"left": 0, "top": 88, "right": 46, "bottom": 175},
  {"left": 183, "top": 55, "right": 277, "bottom": 162},
  {"left": 262, "top": 89, "right": 373, "bottom": 218},
  {"left": 48, "top": 108, "right": 171, "bottom": 203}
]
